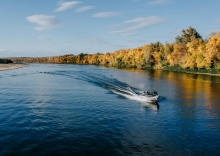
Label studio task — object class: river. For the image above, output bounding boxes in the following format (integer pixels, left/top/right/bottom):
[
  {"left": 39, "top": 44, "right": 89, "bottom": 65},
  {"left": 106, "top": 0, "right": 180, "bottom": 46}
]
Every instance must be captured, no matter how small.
[{"left": 0, "top": 64, "right": 220, "bottom": 155}]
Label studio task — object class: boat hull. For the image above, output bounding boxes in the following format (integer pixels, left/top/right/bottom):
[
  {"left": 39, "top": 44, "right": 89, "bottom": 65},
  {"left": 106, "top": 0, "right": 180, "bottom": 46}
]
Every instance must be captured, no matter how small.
[{"left": 139, "top": 95, "right": 159, "bottom": 103}]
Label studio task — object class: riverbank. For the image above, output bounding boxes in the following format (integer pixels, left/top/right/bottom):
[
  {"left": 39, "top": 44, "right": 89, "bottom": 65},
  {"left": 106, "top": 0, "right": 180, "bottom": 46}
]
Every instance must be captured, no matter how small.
[
  {"left": 182, "top": 71, "right": 220, "bottom": 77},
  {"left": 161, "top": 67, "right": 220, "bottom": 77},
  {"left": 0, "top": 64, "right": 27, "bottom": 71}
]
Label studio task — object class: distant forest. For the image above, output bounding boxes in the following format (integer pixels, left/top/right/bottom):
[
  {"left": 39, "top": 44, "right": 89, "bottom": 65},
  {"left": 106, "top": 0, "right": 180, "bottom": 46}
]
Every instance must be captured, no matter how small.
[{"left": 12, "top": 27, "right": 220, "bottom": 74}]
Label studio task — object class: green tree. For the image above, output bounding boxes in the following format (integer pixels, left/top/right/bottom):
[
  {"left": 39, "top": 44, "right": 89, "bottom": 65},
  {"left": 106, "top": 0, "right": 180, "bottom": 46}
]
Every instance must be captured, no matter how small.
[
  {"left": 175, "top": 26, "right": 202, "bottom": 44},
  {"left": 0, "top": 58, "right": 13, "bottom": 64}
]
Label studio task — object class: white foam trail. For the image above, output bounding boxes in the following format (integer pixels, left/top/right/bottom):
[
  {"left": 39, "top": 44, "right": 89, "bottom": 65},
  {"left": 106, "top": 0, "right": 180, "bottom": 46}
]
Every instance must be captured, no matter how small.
[
  {"left": 98, "top": 78, "right": 137, "bottom": 96},
  {"left": 87, "top": 74, "right": 157, "bottom": 103},
  {"left": 111, "top": 90, "right": 147, "bottom": 102}
]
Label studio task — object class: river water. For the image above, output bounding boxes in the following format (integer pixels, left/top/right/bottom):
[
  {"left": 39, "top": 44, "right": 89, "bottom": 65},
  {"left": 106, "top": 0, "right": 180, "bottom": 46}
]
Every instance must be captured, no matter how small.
[{"left": 0, "top": 64, "right": 220, "bottom": 155}]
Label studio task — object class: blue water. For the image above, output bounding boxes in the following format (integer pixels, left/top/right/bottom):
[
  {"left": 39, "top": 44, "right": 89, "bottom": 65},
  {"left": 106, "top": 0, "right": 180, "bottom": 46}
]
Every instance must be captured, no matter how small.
[{"left": 0, "top": 64, "right": 220, "bottom": 155}]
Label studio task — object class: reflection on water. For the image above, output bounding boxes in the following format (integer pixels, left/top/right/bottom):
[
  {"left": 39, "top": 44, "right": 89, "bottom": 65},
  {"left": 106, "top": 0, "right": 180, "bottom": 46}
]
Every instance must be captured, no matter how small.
[
  {"left": 141, "top": 101, "right": 160, "bottom": 111},
  {"left": 147, "top": 70, "right": 220, "bottom": 119},
  {"left": 140, "top": 69, "right": 220, "bottom": 105}
]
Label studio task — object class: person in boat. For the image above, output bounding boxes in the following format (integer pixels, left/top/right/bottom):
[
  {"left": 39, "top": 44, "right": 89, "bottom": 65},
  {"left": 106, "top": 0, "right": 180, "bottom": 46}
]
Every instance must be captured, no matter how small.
[{"left": 143, "top": 91, "right": 158, "bottom": 96}]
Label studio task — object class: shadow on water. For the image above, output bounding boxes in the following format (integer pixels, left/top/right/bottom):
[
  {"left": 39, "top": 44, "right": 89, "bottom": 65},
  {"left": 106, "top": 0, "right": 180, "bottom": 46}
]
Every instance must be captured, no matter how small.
[{"left": 141, "top": 101, "right": 160, "bottom": 111}]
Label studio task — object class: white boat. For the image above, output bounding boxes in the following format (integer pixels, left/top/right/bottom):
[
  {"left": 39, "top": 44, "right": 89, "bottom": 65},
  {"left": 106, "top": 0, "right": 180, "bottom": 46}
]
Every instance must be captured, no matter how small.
[
  {"left": 139, "top": 90, "right": 159, "bottom": 103},
  {"left": 136, "top": 83, "right": 159, "bottom": 103},
  {"left": 127, "top": 86, "right": 159, "bottom": 103}
]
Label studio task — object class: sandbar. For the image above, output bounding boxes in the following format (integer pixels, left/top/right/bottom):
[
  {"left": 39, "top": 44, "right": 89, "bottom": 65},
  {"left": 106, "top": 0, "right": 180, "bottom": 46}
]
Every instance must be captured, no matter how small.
[{"left": 0, "top": 64, "right": 27, "bottom": 71}]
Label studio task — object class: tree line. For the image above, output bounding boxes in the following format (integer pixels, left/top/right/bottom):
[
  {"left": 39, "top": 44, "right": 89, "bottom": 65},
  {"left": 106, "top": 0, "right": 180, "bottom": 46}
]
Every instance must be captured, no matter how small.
[{"left": 11, "top": 27, "right": 220, "bottom": 74}]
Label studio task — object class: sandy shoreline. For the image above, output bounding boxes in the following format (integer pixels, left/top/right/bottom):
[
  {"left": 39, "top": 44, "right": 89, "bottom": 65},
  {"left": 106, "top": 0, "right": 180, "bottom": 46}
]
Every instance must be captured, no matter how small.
[{"left": 0, "top": 64, "right": 27, "bottom": 71}]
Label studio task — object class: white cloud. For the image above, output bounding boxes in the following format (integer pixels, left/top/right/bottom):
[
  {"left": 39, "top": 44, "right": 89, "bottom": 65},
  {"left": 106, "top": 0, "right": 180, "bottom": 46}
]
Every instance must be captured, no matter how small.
[
  {"left": 54, "top": 1, "right": 81, "bottom": 12},
  {"left": 124, "top": 17, "right": 152, "bottom": 24},
  {"left": 111, "top": 16, "right": 165, "bottom": 35},
  {"left": 75, "top": 6, "right": 95, "bottom": 13},
  {"left": 92, "top": 12, "right": 119, "bottom": 18},
  {"left": 124, "top": 16, "right": 165, "bottom": 32},
  {"left": 26, "top": 14, "right": 60, "bottom": 31},
  {"left": 122, "top": 32, "right": 139, "bottom": 36},
  {"left": 147, "top": 0, "right": 171, "bottom": 6}
]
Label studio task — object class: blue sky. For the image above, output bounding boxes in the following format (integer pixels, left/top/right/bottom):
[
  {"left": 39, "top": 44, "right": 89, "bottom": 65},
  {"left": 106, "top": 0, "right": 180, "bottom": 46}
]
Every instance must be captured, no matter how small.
[{"left": 0, "top": 0, "right": 220, "bottom": 57}]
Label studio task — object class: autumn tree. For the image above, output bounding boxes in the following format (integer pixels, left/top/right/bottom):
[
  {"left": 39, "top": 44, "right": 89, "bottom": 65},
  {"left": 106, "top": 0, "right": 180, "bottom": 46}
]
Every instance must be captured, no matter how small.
[
  {"left": 167, "top": 43, "right": 187, "bottom": 66},
  {"left": 206, "top": 33, "right": 220, "bottom": 69},
  {"left": 163, "top": 43, "right": 174, "bottom": 66},
  {"left": 181, "top": 38, "right": 207, "bottom": 69},
  {"left": 151, "top": 42, "right": 164, "bottom": 69}
]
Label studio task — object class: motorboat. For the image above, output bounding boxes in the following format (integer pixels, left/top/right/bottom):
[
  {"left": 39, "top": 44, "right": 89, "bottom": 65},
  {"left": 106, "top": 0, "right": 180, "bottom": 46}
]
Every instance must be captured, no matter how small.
[{"left": 139, "top": 90, "right": 159, "bottom": 103}]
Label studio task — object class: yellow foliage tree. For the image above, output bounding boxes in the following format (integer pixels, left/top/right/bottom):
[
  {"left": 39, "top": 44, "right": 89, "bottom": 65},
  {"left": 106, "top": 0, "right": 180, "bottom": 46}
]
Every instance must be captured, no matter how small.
[
  {"left": 206, "top": 34, "right": 220, "bottom": 69},
  {"left": 182, "top": 39, "right": 207, "bottom": 69},
  {"left": 167, "top": 43, "right": 187, "bottom": 66}
]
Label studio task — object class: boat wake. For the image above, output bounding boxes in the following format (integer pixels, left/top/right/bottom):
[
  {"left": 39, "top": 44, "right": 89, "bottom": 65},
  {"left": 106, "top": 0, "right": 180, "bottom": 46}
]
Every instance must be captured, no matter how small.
[
  {"left": 40, "top": 70, "right": 160, "bottom": 107},
  {"left": 78, "top": 72, "right": 159, "bottom": 104}
]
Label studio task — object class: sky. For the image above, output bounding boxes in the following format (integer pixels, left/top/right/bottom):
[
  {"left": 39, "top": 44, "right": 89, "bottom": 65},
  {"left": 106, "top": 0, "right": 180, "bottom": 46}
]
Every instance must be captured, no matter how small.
[{"left": 0, "top": 0, "right": 220, "bottom": 57}]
